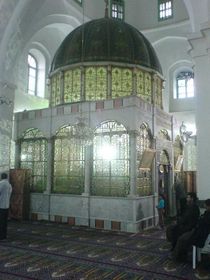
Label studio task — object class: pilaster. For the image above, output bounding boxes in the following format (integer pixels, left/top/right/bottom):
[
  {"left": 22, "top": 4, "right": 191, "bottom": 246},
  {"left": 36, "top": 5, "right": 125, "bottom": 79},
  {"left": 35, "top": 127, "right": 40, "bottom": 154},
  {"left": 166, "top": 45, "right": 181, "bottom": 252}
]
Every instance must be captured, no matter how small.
[{"left": 188, "top": 27, "right": 210, "bottom": 199}]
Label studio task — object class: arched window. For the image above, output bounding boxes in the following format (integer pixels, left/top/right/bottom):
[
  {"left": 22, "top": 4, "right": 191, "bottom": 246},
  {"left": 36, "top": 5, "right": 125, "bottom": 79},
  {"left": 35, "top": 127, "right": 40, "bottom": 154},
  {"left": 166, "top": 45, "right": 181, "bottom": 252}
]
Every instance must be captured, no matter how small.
[
  {"left": 111, "top": 0, "right": 124, "bottom": 20},
  {"left": 27, "top": 50, "right": 46, "bottom": 98},
  {"left": 53, "top": 125, "right": 85, "bottom": 194},
  {"left": 175, "top": 71, "right": 194, "bottom": 99},
  {"left": 20, "top": 128, "right": 47, "bottom": 192},
  {"left": 92, "top": 121, "right": 129, "bottom": 197},
  {"left": 27, "top": 54, "right": 37, "bottom": 96},
  {"left": 136, "top": 123, "right": 153, "bottom": 196}
]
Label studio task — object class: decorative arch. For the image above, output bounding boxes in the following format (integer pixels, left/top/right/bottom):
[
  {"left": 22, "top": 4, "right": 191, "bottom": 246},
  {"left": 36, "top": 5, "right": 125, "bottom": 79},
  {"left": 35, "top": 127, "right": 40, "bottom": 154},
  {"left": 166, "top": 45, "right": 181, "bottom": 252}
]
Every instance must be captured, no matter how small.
[
  {"left": 159, "top": 149, "right": 170, "bottom": 165},
  {"left": 92, "top": 120, "right": 129, "bottom": 197},
  {"left": 138, "top": 122, "right": 153, "bottom": 154},
  {"left": 20, "top": 128, "right": 47, "bottom": 192},
  {"left": 136, "top": 122, "right": 153, "bottom": 196},
  {"left": 28, "top": 49, "right": 46, "bottom": 98}
]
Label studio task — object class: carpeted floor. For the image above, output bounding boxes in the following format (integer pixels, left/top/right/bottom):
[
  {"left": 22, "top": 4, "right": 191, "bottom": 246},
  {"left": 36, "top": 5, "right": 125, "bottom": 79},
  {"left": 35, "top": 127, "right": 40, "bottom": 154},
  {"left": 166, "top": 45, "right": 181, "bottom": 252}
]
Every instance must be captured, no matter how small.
[{"left": 0, "top": 220, "right": 209, "bottom": 280}]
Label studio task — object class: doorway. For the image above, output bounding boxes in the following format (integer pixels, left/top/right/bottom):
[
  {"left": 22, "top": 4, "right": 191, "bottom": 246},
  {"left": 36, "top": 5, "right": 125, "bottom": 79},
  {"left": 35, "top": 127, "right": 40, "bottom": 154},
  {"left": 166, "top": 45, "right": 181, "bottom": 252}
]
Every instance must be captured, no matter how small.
[{"left": 158, "top": 150, "right": 170, "bottom": 216}]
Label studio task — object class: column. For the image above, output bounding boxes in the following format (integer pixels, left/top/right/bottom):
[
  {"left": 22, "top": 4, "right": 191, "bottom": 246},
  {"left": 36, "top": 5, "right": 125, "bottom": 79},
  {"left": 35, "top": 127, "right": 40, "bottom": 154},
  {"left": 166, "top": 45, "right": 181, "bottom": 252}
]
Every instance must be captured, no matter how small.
[
  {"left": 128, "top": 130, "right": 137, "bottom": 197},
  {"left": 0, "top": 80, "right": 15, "bottom": 172},
  {"left": 188, "top": 26, "right": 210, "bottom": 199}
]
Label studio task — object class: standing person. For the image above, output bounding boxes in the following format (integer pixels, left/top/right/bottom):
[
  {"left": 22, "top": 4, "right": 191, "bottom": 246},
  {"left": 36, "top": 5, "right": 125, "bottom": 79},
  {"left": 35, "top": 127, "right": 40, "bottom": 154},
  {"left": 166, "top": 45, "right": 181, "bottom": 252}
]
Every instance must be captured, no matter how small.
[
  {"left": 0, "top": 173, "right": 12, "bottom": 241},
  {"left": 166, "top": 192, "right": 200, "bottom": 251},
  {"left": 156, "top": 194, "right": 165, "bottom": 229}
]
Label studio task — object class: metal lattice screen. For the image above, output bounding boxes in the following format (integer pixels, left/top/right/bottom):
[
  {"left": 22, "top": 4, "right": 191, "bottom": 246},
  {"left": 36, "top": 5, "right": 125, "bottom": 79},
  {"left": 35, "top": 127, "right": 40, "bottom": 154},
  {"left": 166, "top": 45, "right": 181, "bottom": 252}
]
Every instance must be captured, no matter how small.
[
  {"left": 20, "top": 128, "right": 47, "bottom": 192},
  {"left": 92, "top": 121, "right": 129, "bottom": 197}
]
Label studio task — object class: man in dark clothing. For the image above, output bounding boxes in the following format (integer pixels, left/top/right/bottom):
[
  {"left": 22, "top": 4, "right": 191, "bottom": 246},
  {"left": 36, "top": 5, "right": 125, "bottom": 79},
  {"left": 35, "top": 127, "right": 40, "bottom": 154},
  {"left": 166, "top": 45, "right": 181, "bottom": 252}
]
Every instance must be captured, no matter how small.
[
  {"left": 166, "top": 192, "right": 200, "bottom": 251},
  {"left": 193, "top": 199, "right": 210, "bottom": 248},
  {"left": 171, "top": 198, "right": 210, "bottom": 262}
]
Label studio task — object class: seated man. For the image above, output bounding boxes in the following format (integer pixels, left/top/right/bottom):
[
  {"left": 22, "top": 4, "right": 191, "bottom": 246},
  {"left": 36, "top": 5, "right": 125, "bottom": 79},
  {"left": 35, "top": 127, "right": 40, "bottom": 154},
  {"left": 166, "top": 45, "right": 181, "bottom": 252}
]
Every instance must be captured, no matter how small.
[
  {"left": 171, "top": 198, "right": 210, "bottom": 262},
  {"left": 166, "top": 192, "right": 200, "bottom": 251}
]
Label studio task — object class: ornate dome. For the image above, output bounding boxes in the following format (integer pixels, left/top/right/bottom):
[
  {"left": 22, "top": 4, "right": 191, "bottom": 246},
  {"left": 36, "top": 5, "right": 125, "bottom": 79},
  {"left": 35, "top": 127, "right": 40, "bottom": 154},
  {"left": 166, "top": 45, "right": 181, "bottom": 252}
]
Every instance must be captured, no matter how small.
[{"left": 51, "top": 18, "right": 162, "bottom": 74}]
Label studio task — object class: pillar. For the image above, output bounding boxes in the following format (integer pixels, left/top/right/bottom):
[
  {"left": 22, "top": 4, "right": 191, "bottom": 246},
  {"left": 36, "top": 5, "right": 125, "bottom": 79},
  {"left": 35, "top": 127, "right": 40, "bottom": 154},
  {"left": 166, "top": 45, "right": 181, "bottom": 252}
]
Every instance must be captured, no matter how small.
[
  {"left": 188, "top": 25, "right": 210, "bottom": 199},
  {"left": 0, "top": 80, "right": 15, "bottom": 172}
]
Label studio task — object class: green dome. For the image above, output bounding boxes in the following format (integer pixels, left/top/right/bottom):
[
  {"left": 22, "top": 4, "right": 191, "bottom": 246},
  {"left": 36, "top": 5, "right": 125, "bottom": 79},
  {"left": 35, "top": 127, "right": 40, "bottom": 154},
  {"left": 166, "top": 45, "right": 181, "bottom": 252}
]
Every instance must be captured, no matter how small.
[{"left": 51, "top": 18, "right": 162, "bottom": 74}]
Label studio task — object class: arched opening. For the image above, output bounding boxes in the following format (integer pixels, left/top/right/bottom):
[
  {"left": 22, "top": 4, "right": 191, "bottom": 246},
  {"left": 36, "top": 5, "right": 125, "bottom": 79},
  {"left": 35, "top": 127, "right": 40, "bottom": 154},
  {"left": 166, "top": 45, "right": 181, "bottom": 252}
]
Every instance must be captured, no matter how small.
[
  {"left": 20, "top": 128, "right": 47, "bottom": 192},
  {"left": 92, "top": 120, "right": 129, "bottom": 197}
]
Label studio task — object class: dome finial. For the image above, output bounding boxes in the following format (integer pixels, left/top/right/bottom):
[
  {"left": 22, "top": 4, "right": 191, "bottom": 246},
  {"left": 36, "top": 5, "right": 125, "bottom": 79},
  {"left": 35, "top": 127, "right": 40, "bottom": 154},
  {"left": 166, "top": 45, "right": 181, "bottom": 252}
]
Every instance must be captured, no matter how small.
[{"left": 104, "top": 0, "right": 109, "bottom": 18}]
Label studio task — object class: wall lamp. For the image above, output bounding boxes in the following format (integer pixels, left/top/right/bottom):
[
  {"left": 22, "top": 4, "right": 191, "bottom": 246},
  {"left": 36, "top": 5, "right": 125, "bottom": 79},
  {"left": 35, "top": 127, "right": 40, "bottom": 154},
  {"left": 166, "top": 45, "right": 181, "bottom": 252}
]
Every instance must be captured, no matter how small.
[{"left": 0, "top": 96, "right": 13, "bottom": 106}]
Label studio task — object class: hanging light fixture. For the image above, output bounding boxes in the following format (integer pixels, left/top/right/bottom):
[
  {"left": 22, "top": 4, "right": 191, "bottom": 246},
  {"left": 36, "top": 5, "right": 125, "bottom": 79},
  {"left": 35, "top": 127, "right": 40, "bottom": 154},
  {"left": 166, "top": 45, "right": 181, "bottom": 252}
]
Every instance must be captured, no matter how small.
[
  {"left": 70, "top": 116, "right": 94, "bottom": 146},
  {"left": 69, "top": 101, "right": 94, "bottom": 146}
]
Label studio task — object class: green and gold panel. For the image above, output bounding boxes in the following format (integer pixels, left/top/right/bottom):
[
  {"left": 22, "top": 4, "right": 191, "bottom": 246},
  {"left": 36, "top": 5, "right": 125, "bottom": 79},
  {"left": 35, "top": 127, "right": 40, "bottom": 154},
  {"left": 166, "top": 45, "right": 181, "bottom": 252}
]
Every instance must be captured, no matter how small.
[
  {"left": 111, "top": 67, "right": 132, "bottom": 98},
  {"left": 85, "top": 66, "right": 107, "bottom": 101},
  {"left": 50, "top": 73, "right": 61, "bottom": 106},
  {"left": 136, "top": 70, "right": 144, "bottom": 97},
  {"left": 64, "top": 68, "right": 81, "bottom": 103},
  {"left": 136, "top": 70, "right": 152, "bottom": 103},
  {"left": 155, "top": 76, "right": 163, "bottom": 108},
  {"left": 143, "top": 72, "right": 152, "bottom": 103},
  {"left": 53, "top": 126, "right": 85, "bottom": 194}
]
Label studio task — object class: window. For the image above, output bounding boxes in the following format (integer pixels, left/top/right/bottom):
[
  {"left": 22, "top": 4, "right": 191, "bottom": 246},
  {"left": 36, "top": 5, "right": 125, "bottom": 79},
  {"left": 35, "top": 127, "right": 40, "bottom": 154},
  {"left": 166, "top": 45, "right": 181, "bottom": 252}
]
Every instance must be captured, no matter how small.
[
  {"left": 175, "top": 71, "right": 194, "bottom": 99},
  {"left": 27, "top": 50, "right": 46, "bottom": 98},
  {"left": 74, "top": 0, "right": 82, "bottom": 5},
  {"left": 27, "top": 54, "right": 37, "bottom": 96},
  {"left": 111, "top": 0, "right": 124, "bottom": 20},
  {"left": 158, "top": 0, "right": 173, "bottom": 21}
]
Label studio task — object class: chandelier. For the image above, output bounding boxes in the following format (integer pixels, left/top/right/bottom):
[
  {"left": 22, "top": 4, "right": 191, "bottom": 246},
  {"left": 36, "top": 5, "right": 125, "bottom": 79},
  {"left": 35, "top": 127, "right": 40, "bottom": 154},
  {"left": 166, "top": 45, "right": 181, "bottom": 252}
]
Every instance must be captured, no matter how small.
[{"left": 70, "top": 117, "right": 94, "bottom": 146}]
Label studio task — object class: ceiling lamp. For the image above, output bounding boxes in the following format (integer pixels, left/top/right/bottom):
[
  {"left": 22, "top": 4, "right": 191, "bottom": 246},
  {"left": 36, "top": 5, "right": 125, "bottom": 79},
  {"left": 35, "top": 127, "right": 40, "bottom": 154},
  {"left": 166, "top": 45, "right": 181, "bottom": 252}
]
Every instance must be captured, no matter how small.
[{"left": 70, "top": 117, "right": 94, "bottom": 146}]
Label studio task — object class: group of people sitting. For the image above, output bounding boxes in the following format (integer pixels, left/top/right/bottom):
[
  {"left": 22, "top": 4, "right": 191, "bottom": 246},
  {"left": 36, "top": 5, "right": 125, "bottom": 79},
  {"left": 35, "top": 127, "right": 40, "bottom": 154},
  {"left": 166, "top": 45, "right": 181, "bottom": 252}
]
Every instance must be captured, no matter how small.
[{"left": 166, "top": 192, "right": 210, "bottom": 262}]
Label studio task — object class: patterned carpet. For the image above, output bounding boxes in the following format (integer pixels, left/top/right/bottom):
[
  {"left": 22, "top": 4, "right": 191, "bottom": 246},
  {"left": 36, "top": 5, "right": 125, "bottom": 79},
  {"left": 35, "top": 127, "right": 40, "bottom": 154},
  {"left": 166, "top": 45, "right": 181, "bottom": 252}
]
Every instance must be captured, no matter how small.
[{"left": 0, "top": 220, "right": 209, "bottom": 280}]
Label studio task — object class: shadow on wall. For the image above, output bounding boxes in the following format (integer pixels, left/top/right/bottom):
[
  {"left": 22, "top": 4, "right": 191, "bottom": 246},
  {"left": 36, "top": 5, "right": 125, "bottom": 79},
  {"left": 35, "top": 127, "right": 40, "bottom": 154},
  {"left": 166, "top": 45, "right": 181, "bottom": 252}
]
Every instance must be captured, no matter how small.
[{"left": 136, "top": 203, "right": 144, "bottom": 220}]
